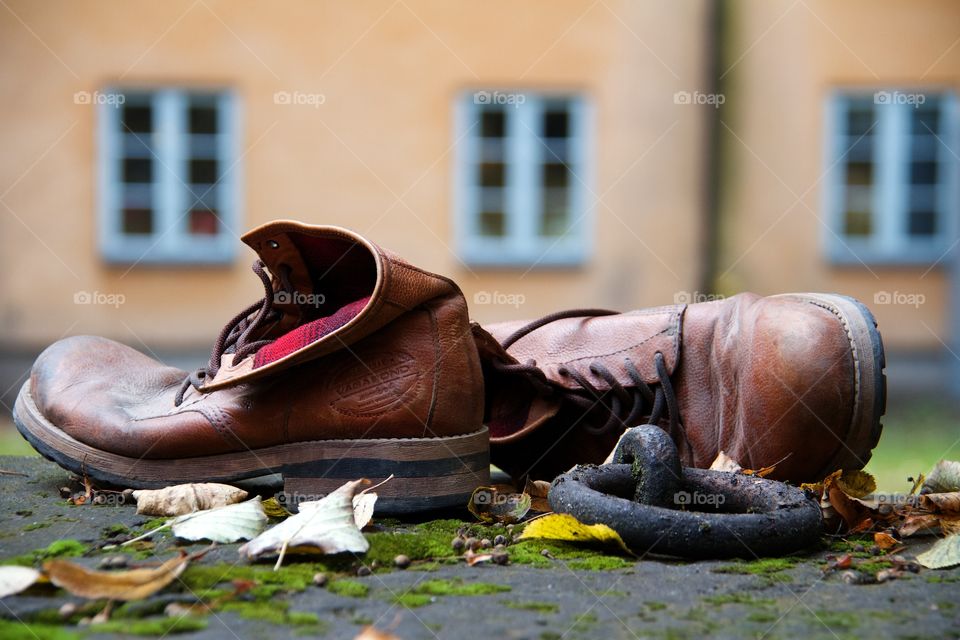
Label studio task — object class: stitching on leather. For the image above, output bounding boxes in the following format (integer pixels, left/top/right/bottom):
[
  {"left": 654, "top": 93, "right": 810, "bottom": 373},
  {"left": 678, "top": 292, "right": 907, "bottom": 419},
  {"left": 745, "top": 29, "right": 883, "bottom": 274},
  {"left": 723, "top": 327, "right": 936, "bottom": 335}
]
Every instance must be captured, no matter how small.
[
  {"left": 543, "top": 312, "right": 681, "bottom": 369},
  {"left": 807, "top": 298, "right": 861, "bottom": 424}
]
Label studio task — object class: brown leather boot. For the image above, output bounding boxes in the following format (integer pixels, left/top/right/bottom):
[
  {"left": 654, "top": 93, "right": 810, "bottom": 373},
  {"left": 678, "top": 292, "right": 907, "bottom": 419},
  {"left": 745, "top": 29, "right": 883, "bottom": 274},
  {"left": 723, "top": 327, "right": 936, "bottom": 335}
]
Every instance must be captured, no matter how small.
[
  {"left": 14, "top": 221, "right": 488, "bottom": 512},
  {"left": 476, "top": 293, "right": 885, "bottom": 484}
]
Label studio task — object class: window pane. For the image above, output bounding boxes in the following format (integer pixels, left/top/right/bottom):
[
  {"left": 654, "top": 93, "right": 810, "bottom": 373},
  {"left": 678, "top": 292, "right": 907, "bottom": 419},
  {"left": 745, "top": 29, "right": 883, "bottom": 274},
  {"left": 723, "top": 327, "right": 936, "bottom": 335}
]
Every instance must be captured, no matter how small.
[
  {"left": 541, "top": 189, "right": 568, "bottom": 237},
  {"left": 121, "top": 104, "right": 152, "bottom": 133},
  {"left": 189, "top": 105, "right": 218, "bottom": 134},
  {"left": 908, "top": 210, "right": 936, "bottom": 236},
  {"left": 543, "top": 109, "right": 569, "bottom": 138},
  {"left": 122, "top": 208, "right": 153, "bottom": 234},
  {"left": 912, "top": 101, "right": 940, "bottom": 135},
  {"left": 480, "top": 109, "right": 505, "bottom": 138},
  {"left": 845, "top": 161, "right": 872, "bottom": 185},
  {"left": 189, "top": 209, "right": 219, "bottom": 235},
  {"left": 189, "top": 158, "right": 218, "bottom": 184},
  {"left": 478, "top": 162, "right": 505, "bottom": 187},
  {"left": 122, "top": 158, "right": 152, "bottom": 183},
  {"left": 845, "top": 103, "right": 875, "bottom": 137},
  {"left": 543, "top": 162, "right": 569, "bottom": 188},
  {"left": 844, "top": 210, "right": 871, "bottom": 236},
  {"left": 478, "top": 211, "right": 505, "bottom": 237},
  {"left": 910, "top": 161, "right": 937, "bottom": 185}
]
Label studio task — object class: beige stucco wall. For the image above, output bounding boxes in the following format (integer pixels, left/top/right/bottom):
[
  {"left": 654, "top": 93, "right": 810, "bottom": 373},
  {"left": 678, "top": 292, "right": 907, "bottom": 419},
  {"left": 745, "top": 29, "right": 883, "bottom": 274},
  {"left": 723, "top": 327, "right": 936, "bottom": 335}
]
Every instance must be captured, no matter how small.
[
  {"left": 0, "top": 0, "right": 708, "bottom": 350},
  {"left": 719, "top": 0, "right": 960, "bottom": 349}
]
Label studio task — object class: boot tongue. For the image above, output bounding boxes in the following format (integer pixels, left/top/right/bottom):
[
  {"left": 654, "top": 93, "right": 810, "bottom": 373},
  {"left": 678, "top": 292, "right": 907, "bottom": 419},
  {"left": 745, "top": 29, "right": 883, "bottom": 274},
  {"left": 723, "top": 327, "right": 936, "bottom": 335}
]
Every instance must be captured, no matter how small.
[{"left": 200, "top": 220, "right": 451, "bottom": 391}]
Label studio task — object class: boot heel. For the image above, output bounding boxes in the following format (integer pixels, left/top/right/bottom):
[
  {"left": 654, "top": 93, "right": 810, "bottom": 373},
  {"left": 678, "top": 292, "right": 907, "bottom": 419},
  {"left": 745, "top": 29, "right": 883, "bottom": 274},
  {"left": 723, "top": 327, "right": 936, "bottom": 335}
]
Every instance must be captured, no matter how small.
[{"left": 280, "top": 427, "right": 490, "bottom": 513}]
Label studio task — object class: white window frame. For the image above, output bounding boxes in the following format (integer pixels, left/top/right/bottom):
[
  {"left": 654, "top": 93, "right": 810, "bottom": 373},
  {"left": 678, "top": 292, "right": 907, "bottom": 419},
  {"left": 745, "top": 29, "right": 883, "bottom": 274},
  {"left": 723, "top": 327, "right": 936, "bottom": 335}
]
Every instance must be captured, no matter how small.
[
  {"left": 97, "top": 88, "right": 241, "bottom": 265},
  {"left": 453, "top": 92, "right": 592, "bottom": 267},
  {"left": 824, "top": 89, "right": 959, "bottom": 265}
]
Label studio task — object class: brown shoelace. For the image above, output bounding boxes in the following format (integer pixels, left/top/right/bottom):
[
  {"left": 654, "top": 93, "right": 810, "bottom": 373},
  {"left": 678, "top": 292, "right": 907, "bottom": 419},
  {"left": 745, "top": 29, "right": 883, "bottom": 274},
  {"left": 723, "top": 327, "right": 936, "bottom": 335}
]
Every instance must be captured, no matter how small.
[
  {"left": 174, "top": 260, "right": 290, "bottom": 406},
  {"left": 490, "top": 309, "right": 688, "bottom": 447}
]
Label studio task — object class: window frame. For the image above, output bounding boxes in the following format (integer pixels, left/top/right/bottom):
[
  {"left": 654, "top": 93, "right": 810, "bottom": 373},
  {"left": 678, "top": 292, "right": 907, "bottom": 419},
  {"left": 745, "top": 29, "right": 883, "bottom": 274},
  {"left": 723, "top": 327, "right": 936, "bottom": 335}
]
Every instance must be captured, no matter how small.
[
  {"left": 97, "top": 87, "right": 241, "bottom": 265},
  {"left": 824, "top": 89, "right": 959, "bottom": 266},
  {"left": 453, "top": 91, "right": 593, "bottom": 267}
]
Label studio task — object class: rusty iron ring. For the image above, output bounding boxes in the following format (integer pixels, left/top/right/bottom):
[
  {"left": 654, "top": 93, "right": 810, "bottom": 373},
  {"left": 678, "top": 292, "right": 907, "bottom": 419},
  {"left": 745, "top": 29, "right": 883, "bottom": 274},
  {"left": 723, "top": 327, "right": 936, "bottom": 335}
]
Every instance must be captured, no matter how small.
[{"left": 548, "top": 426, "right": 823, "bottom": 558}]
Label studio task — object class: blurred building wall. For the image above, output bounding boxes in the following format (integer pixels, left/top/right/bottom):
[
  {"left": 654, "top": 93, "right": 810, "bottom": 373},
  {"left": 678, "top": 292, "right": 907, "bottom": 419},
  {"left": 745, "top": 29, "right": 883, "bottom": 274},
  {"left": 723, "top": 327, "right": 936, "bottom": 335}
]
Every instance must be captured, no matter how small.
[{"left": 0, "top": 0, "right": 709, "bottom": 350}]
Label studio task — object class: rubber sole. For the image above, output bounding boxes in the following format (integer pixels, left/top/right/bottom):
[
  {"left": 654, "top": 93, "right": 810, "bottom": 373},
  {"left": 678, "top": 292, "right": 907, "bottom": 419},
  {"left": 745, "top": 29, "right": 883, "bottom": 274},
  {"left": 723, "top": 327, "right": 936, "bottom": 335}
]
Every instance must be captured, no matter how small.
[
  {"left": 13, "top": 380, "right": 490, "bottom": 514},
  {"left": 773, "top": 293, "right": 887, "bottom": 475}
]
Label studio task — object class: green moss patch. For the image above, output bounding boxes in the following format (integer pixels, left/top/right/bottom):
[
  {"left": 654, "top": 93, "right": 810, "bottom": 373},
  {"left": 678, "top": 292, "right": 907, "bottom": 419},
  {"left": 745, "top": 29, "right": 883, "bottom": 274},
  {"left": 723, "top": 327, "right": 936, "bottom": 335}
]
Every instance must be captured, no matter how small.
[
  {"left": 220, "top": 600, "right": 320, "bottom": 628},
  {"left": 502, "top": 600, "right": 559, "bottom": 613},
  {"left": 0, "top": 620, "right": 80, "bottom": 640},
  {"left": 91, "top": 617, "right": 208, "bottom": 636},
  {"left": 394, "top": 593, "right": 434, "bottom": 608},
  {"left": 702, "top": 592, "right": 775, "bottom": 606},
  {"left": 411, "top": 578, "right": 510, "bottom": 596},
  {"left": 2, "top": 539, "right": 88, "bottom": 567},
  {"left": 328, "top": 579, "right": 369, "bottom": 598}
]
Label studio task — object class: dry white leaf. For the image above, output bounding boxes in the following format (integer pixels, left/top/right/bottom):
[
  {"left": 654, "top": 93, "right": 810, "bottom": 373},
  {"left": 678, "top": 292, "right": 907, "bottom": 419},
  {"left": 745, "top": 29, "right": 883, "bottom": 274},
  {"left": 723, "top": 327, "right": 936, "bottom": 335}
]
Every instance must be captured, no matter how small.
[
  {"left": 0, "top": 566, "right": 41, "bottom": 598},
  {"left": 171, "top": 497, "right": 268, "bottom": 543},
  {"left": 709, "top": 451, "right": 743, "bottom": 473},
  {"left": 133, "top": 483, "right": 248, "bottom": 516},
  {"left": 353, "top": 493, "right": 377, "bottom": 530},
  {"left": 917, "top": 533, "right": 960, "bottom": 569},
  {"left": 239, "top": 479, "right": 371, "bottom": 567}
]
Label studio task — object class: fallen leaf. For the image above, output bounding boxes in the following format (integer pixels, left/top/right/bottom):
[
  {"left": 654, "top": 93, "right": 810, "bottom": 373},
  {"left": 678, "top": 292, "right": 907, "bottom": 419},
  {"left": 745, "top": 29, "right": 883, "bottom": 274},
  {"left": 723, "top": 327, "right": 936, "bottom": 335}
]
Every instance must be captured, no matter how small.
[
  {"left": 239, "top": 479, "right": 370, "bottom": 567},
  {"left": 44, "top": 554, "right": 189, "bottom": 600},
  {"left": 355, "top": 626, "right": 401, "bottom": 640},
  {"left": 923, "top": 460, "right": 960, "bottom": 494},
  {"left": 899, "top": 513, "right": 942, "bottom": 537},
  {"left": 833, "top": 470, "right": 877, "bottom": 499},
  {"left": 522, "top": 479, "right": 552, "bottom": 513},
  {"left": 874, "top": 531, "right": 899, "bottom": 551},
  {"left": 352, "top": 476, "right": 390, "bottom": 529},
  {"left": 518, "top": 513, "right": 633, "bottom": 555},
  {"left": 171, "top": 497, "right": 268, "bottom": 543},
  {"left": 468, "top": 486, "right": 532, "bottom": 524},
  {"left": 0, "top": 566, "right": 41, "bottom": 598},
  {"left": 261, "top": 497, "right": 291, "bottom": 519},
  {"left": 133, "top": 483, "right": 248, "bottom": 516},
  {"left": 921, "top": 492, "right": 960, "bottom": 514},
  {"left": 464, "top": 551, "right": 493, "bottom": 566},
  {"left": 917, "top": 534, "right": 960, "bottom": 569},
  {"left": 742, "top": 464, "right": 777, "bottom": 478},
  {"left": 709, "top": 451, "right": 742, "bottom": 473}
]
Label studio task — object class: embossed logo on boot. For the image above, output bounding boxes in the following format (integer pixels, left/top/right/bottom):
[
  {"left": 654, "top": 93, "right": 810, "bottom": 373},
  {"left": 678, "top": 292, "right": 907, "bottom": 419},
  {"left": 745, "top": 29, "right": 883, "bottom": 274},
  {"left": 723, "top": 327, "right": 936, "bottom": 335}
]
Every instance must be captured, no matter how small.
[{"left": 329, "top": 350, "right": 421, "bottom": 416}]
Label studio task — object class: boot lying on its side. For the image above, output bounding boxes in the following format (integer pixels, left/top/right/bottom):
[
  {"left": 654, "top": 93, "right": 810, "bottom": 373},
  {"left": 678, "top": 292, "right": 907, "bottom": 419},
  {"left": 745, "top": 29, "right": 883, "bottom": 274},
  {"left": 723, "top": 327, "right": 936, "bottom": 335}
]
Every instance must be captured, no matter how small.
[{"left": 475, "top": 293, "right": 885, "bottom": 484}]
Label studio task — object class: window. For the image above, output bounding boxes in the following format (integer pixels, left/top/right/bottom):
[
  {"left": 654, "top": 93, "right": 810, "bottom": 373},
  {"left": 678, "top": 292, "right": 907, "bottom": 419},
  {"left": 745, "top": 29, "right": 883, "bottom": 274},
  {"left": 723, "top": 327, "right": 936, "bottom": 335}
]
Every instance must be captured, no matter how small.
[
  {"left": 826, "top": 91, "right": 958, "bottom": 264},
  {"left": 454, "top": 92, "right": 590, "bottom": 266},
  {"left": 98, "top": 89, "right": 239, "bottom": 264}
]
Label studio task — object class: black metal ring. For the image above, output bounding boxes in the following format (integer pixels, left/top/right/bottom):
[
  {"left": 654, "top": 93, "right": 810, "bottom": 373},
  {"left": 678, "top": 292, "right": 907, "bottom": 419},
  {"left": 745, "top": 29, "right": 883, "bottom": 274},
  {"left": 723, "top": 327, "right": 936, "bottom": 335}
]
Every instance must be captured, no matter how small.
[{"left": 548, "top": 427, "right": 823, "bottom": 558}]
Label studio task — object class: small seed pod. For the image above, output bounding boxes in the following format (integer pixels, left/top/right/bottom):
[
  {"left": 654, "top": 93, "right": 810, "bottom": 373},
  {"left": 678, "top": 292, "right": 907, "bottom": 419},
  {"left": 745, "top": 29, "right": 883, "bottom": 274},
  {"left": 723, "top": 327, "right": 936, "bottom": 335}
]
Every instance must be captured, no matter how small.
[
  {"left": 493, "top": 534, "right": 507, "bottom": 546},
  {"left": 312, "top": 573, "right": 328, "bottom": 587},
  {"left": 59, "top": 487, "right": 72, "bottom": 499},
  {"left": 356, "top": 565, "right": 371, "bottom": 577},
  {"left": 451, "top": 536, "right": 466, "bottom": 552},
  {"left": 394, "top": 554, "right": 411, "bottom": 569},
  {"left": 480, "top": 538, "right": 492, "bottom": 549}
]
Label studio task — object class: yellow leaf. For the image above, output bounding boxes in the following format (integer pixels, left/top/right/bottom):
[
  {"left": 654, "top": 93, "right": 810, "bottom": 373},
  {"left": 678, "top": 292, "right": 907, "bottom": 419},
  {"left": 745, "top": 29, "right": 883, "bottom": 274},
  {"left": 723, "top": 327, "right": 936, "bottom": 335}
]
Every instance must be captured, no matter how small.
[
  {"left": 44, "top": 554, "right": 189, "bottom": 601},
  {"left": 261, "top": 497, "right": 291, "bottom": 519},
  {"left": 518, "top": 513, "right": 632, "bottom": 555}
]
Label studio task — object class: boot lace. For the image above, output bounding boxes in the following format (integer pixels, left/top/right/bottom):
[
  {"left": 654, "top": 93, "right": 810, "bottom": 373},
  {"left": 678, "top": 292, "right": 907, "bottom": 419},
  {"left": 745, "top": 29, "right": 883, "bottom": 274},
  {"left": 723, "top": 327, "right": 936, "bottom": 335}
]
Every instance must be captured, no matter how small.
[
  {"left": 174, "top": 260, "right": 291, "bottom": 406},
  {"left": 490, "top": 308, "right": 688, "bottom": 447}
]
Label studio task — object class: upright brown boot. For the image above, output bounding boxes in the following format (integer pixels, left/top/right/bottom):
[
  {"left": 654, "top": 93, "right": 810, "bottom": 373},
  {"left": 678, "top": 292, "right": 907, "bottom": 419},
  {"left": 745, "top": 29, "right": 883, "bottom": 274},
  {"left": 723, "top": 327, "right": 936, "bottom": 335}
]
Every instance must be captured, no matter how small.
[
  {"left": 15, "top": 221, "right": 488, "bottom": 512},
  {"left": 476, "top": 293, "right": 885, "bottom": 484}
]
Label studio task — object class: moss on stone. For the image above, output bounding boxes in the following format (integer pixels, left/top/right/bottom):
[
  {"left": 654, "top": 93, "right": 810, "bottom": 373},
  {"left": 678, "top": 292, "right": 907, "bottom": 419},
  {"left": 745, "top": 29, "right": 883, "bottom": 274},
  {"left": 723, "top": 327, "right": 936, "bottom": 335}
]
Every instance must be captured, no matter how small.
[
  {"left": 502, "top": 600, "right": 559, "bottom": 613},
  {"left": 2, "top": 539, "right": 88, "bottom": 567},
  {"left": 712, "top": 557, "right": 797, "bottom": 576},
  {"left": 220, "top": 600, "right": 320, "bottom": 628},
  {"left": 746, "top": 611, "right": 778, "bottom": 624},
  {"left": 410, "top": 578, "right": 510, "bottom": 596},
  {"left": 856, "top": 560, "right": 893, "bottom": 574},
  {"left": 328, "top": 579, "right": 370, "bottom": 598},
  {"left": 702, "top": 592, "right": 775, "bottom": 606},
  {"left": 646, "top": 601, "right": 668, "bottom": 611},
  {"left": 0, "top": 620, "right": 80, "bottom": 640},
  {"left": 394, "top": 593, "right": 434, "bottom": 608},
  {"left": 22, "top": 521, "right": 51, "bottom": 531},
  {"left": 91, "top": 617, "right": 208, "bottom": 636}
]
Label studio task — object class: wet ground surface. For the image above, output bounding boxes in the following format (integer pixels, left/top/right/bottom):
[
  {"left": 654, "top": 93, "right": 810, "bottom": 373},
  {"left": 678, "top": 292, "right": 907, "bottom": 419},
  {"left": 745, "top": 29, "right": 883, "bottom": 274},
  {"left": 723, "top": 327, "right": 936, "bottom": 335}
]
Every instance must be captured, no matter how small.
[{"left": 1, "top": 455, "right": 958, "bottom": 640}]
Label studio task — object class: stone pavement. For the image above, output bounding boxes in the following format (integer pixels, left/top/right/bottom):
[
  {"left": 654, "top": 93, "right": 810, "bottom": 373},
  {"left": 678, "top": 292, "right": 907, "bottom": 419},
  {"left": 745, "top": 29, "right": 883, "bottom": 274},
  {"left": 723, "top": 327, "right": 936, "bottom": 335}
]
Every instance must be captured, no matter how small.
[{"left": 1, "top": 456, "right": 958, "bottom": 640}]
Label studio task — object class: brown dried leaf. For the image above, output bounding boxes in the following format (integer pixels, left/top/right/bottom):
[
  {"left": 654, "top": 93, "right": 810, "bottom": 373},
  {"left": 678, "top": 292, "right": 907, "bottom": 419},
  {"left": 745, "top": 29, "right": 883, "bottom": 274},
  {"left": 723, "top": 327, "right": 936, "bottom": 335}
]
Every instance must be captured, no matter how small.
[
  {"left": 133, "top": 483, "right": 248, "bottom": 516},
  {"left": 899, "top": 514, "right": 942, "bottom": 537},
  {"left": 44, "top": 554, "right": 188, "bottom": 601},
  {"left": 709, "top": 451, "right": 742, "bottom": 473},
  {"left": 468, "top": 486, "right": 531, "bottom": 524},
  {"left": 921, "top": 492, "right": 960, "bottom": 514},
  {"left": 923, "top": 460, "right": 960, "bottom": 494},
  {"left": 874, "top": 531, "right": 899, "bottom": 551},
  {"left": 523, "top": 479, "right": 552, "bottom": 513},
  {"left": 355, "top": 626, "right": 401, "bottom": 640}
]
